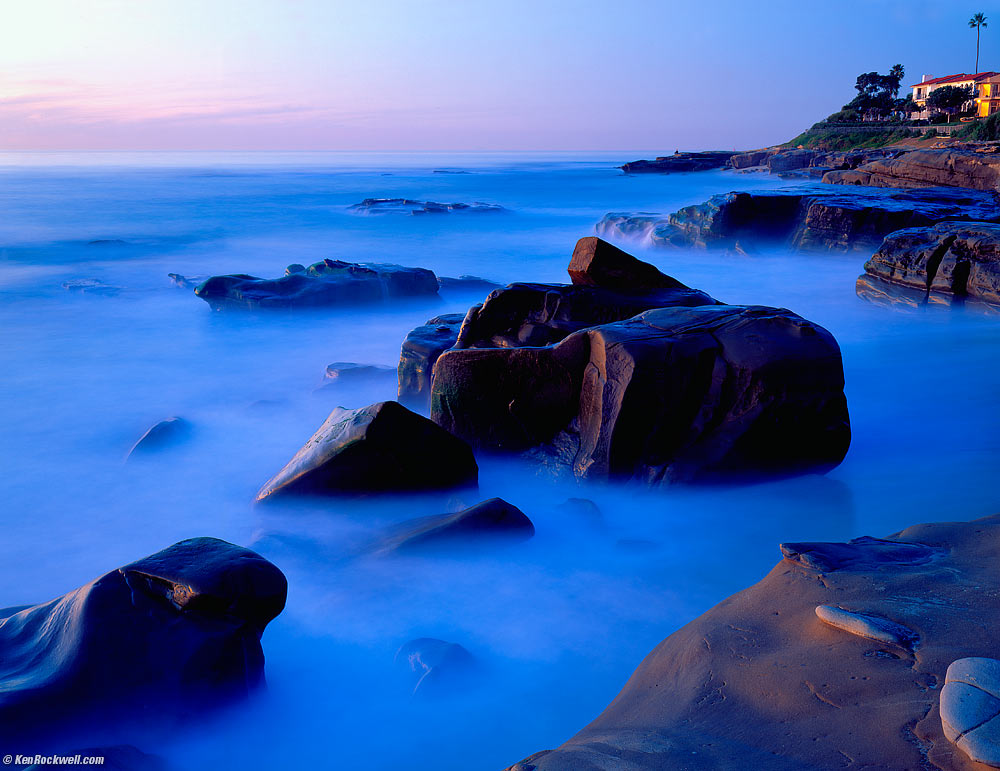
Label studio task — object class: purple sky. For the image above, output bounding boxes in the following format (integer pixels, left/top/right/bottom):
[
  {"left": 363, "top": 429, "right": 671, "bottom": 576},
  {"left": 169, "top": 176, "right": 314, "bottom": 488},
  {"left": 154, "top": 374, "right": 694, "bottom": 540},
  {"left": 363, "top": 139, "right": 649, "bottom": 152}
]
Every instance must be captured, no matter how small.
[{"left": 2, "top": 0, "right": 998, "bottom": 151}]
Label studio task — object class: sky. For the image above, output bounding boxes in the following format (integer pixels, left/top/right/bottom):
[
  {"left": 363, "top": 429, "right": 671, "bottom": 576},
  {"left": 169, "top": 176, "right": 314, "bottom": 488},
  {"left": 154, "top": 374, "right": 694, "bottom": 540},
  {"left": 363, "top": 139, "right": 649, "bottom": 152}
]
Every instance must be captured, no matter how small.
[{"left": 2, "top": 0, "right": 1000, "bottom": 151}]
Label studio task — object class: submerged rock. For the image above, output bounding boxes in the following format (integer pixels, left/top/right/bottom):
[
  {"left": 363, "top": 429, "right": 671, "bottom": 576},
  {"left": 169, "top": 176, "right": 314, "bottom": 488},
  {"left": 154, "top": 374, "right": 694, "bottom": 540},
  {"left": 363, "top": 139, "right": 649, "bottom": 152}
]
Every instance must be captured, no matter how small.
[
  {"left": 620, "top": 151, "right": 738, "bottom": 174},
  {"left": 348, "top": 198, "right": 505, "bottom": 215},
  {"left": 255, "top": 400, "right": 478, "bottom": 501},
  {"left": 505, "top": 514, "right": 1000, "bottom": 771},
  {"left": 379, "top": 498, "right": 534, "bottom": 553},
  {"left": 125, "top": 416, "right": 192, "bottom": 460},
  {"left": 0, "top": 538, "right": 286, "bottom": 743},
  {"left": 61, "top": 279, "right": 123, "bottom": 296},
  {"left": 167, "top": 273, "right": 210, "bottom": 289},
  {"left": 394, "top": 638, "right": 478, "bottom": 697},
  {"left": 597, "top": 185, "right": 1000, "bottom": 253},
  {"left": 397, "top": 313, "right": 466, "bottom": 412},
  {"left": 942, "top": 657, "right": 1000, "bottom": 767},
  {"left": 194, "top": 259, "right": 439, "bottom": 310},
  {"left": 861, "top": 221, "right": 1000, "bottom": 306}
]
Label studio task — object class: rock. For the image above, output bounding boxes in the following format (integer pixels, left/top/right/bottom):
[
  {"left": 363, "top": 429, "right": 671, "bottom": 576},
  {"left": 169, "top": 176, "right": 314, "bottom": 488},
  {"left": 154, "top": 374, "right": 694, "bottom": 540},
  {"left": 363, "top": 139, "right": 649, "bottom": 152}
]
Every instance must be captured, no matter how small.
[
  {"left": 729, "top": 149, "right": 777, "bottom": 169},
  {"left": 767, "top": 148, "right": 817, "bottom": 172},
  {"left": 0, "top": 538, "right": 287, "bottom": 743},
  {"left": 394, "top": 638, "right": 478, "bottom": 697},
  {"left": 555, "top": 497, "right": 603, "bottom": 527},
  {"left": 599, "top": 185, "right": 1000, "bottom": 253},
  {"left": 125, "top": 416, "right": 192, "bottom": 460},
  {"left": 433, "top": 302, "right": 850, "bottom": 484},
  {"left": 86, "top": 239, "right": 128, "bottom": 247},
  {"left": 348, "top": 198, "right": 505, "bottom": 215},
  {"left": 861, "top": 221, "right": 1000, "bottom": 306},
  {"left": 567, "top": 236, "right": 685, "bottom": 291},
  {"left": 397, "top": 313, "right": 467, "bottom": 412},
  {"left": 437, "top": 275, "right": 501, "bottom": 292},
  {"left": 823, "top": 145, "right": 1000, "bottom": 190},
  {"left": 194, "top": 259, "right": 439, "bottom": 310},
  {"left": 504, "top": 514, "right": 1000, "bottom": 771},
  {"left": 61, "top": 279, "right": 122, "bottom": 296},
  {"left": 285, "top": 263, "right": 306, "bottom": 274},
  {"left": 378, "top": 498, "right": 534, "bottom": 553},
  {"left": 167, "top": 273, "right": 209, "bottom": 289},
  {"left": 942, "top": 657, "right": 1000, "bottom": 767},
  {"left": 779, "top": 535, "right": 940, "bottom": 572},
  {"left": 620, "top": 151, "right": 738, "bottom": 174},
  {"left": 815, "top": 605, "right": 918, "bottom": 648},
  {"left": 255, "top": 400, "right": 478, "bottom": 501},
  {"left": 323, "top": 362, "right": 396, "bottom": 383}
]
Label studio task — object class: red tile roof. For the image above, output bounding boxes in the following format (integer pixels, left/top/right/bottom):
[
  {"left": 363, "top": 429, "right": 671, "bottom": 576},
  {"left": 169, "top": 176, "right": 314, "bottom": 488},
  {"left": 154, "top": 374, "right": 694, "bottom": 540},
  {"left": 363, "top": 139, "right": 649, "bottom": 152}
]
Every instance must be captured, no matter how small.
[{"left": 911, "top": 72, "right": 999, "bottom": 87}]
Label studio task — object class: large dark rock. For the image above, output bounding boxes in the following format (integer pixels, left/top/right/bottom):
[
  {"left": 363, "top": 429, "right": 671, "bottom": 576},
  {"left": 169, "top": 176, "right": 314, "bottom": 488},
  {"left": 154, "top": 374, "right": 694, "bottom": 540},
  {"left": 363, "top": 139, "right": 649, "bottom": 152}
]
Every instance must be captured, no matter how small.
[
  {"left": 397, "top": 313, "right": 467, "bottom": 412},
  {"left": 568, "top": 236, "right": 685, "bottom": 291},
  {"left": 394, "top": 638, "right": 478, "bottom": 697},
  {"left": 823, "top": 145, "right": 1000, "bottom": 190},
  {"left": 379, "top": 497, "right": 534, "bottom": 553},
  {"left": 194, "top": 259, "right": 439, "bottom": 310},
  {"left": 255, "top": 400, "right": 478, "bottom": 500},
  {"left": 0, "top": 538, "right": 287, "bottom": 743},
  {"left": 432, "top": 304, "right": 850, "bottom": 484},
  {"left": 597, "top": 185, "right": 1000, "bottom": 253},
  {"left": 125, "top": 416, "right": 192, "bottom": 460},
  {"left": 620, "top": 151, "right": 738, "bottom": 174},
  {"left": 860, "top": 221, "right": 1000, "bottom": 306}
]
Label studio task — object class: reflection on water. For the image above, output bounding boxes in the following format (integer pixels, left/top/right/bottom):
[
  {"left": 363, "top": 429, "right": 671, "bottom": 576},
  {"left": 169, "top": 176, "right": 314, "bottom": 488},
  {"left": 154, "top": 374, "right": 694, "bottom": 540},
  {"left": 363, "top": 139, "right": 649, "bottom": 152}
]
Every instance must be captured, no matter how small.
[{"left": 0, "top": 154, "right": 998, "bottom": 769}]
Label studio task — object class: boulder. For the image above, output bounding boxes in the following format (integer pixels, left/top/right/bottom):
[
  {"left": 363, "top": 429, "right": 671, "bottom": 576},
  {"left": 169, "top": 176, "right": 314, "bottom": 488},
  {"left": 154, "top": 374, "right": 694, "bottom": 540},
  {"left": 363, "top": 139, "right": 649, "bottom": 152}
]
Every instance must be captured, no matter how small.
[
  {"left": 379, "top": 498, "right": 534, "bottom": 553},
  {"left": 194, "top": 259, "right": 439, "bottom": 310},
  {"left": 861, "top": 221, "right": 1000, "bottom": 306},
  {"left": 432, "top": 303, "right": 850, "bottom": 484},
  {"left": 823, "top": 145, "right": 1000, "bottom": 190},
  {"left": 0, "top": 538, "right": 286, "bottom": 743},
  {"left": 567, "top": 236, "right": 685, "bottom": 291},
  {"left": 125, "top": 416, "right": 192, "bottom": 460},
  {"left": 620, "top": 151, "right": 738, "bottom": 174},
  {"left": 728, "top": 149, "right": 777, "bottom": 169},
  {"left": 348, "top": 198, "right": 505, "bottom": 215},
  {"left": 394, "top": 638, "right": 478, "bottom": 697},
  {"left": 322, "top": 362, "right": 396, "bottom": 384},
  {"left": 397, "top": 313, "right": 466, "bottom": 411},
  {"left": 505, "top": 514, "right": 1000, "bottom": 771},
  {"left": 255, "top": 400, "right": 478, "bottom": 500}
]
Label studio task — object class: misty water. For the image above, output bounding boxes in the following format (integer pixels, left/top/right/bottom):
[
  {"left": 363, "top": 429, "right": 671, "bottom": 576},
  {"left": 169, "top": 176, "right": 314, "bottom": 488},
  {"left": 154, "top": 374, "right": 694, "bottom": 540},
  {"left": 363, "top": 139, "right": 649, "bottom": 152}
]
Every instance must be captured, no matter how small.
[{"left": 1, "top": 152, "right": 998, "bottom": 769}]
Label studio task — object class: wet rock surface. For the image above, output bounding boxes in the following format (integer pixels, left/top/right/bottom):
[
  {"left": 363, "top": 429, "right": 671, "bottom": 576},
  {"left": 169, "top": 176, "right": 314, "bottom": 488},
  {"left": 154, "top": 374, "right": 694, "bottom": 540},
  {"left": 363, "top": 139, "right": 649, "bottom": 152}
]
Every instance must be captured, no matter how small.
[
  {"left": 0, "top": 538, "right": 287, "bottom": 743},
  {"left": 378, "top": 497, "right": 534, "bottom": 553},
  {"left": 194, "top": 258, "right": 439, "bottom": 310},
  {"left": 861, "top": 221, "right": 1000, "bottom": 306},
  {"left": 397, "top": 313, "right": 466, "bottom": 411},
  {"left": 598, "top": 185, "right": 1000, "bottom": 253},
  {"left": 505, "top": 514, "right": 1000, "bottom": 771},
  {"left": 255, "top": 400, "right": 478, "bottom": 500}
]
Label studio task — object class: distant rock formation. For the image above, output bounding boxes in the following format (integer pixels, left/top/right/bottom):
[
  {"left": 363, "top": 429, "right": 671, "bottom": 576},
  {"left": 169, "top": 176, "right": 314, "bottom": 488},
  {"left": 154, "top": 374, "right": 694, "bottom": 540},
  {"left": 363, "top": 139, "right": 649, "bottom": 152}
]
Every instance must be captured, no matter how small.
[
  {"left": 348, "top": 198, "right": 505, "bottom": 215},
  {"left": 620, "top": 151, "right": 738, "bottom": 174},
  {"left": 506, "top": 514, "right": 1000, "bottom": 771},
  {"left": 194, "top": 258, "right": 439, "bottom": 310},
  {"left": 823, "top": 145, "right": 1000, "bottom": 190},
  {"left": 0, "top": 538, "right": 286, "bottom": 743}
]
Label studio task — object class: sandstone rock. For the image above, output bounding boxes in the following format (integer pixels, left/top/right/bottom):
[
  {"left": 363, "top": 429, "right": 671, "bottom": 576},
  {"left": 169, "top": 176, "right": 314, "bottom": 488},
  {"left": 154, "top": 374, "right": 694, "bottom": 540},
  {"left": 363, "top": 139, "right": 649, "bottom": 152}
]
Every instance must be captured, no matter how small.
[
  {"left": 194, "top": 259, "right": 439, "bottom": 310},
  {"left": 348, "top": 198, "right": 505, "bottom": 215},
  {"left": 378, "top": 497, "right": 533, "bottom": 553},
  {"left": 397, "top": 313, "right": 466, "bottom": 412},
  {"left": 284, "top": 263, "right": 306, "bottom": 274},
  {"left": 941, "top": 657, "right": 1000, "bottom": 767},
  {"left": 862, "top": 221, "right": 1000, "bottom": 306},
  {"left": 504, "top": 514, "right": 1000, "bottom": 771},
  {"left": 767, "top": 148, "right": 817, "bottom": 172},
  {"left": 823, "top": 146, "right": 1000, "bottom": 190},
  {"left": 815, "top": 605, "right": 918, "bottom": 648},
  {"left": 394, "top": 638, "right": 477, "bottom": 697},
  {"left": 568, "top": 236, "right": 684, "bottom": 291},
  {"left": 433, "top": 303, "right": 850, "bottom": 484},
  {"left": 0, "top": 538, "right": 287, "bottom": 743},
  {"left": 255, "top": 400, "right": 478, "bottom": 500},
  {"left": 126, "top": 416, "right": 192, "bottom": 460},
  {"left": 779, "top": 535, "right": 940, "bottom": 572},
  {"left": 728, "top": 149, "right": 777, "bottom": 169},
  {"left": 620, "top": 151, "right": 738, "bottom": 174}
]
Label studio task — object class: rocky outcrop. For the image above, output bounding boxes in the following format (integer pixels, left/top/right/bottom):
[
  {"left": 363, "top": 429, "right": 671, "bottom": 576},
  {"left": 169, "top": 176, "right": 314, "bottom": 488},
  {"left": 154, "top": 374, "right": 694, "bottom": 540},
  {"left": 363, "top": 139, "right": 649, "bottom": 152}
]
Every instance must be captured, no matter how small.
[
  {"left": 597, "top": 185, "right": 1000, "bottom": 253},
  {"left": 0, "top": 538, "right": 286, "bottom": 743},
  {"left": 378, "top": 498, "right": 534, "bottom": 553},
  {"left": 412, "top": 237, "right": 849, "bottom": 486},
  {"left": 167, "top": 273, "right": 209, "bottom": 289},
  {"left": 348, "top": 198, "right": 505, "bottom": 215},
  {"left": 860, "top": 221, "right": 1000, "bottom": 306},
  {"left": 126, "top": 416, "right": 192, "bottom": 460},
  {"left": 397, "top": 313, "right": 466, "bottom": 412},
  {"left": 506, "top": 514, "right": 1000, "bottom": 771},
  {"left": 255, "top": 400, "right": 478, "bottom": 500},
  {"left": 729, "top": 149, "right": 777, "bottom": 169},
  {"left": 323, "top": 362, "right": 396, "bottom": 384},
  {"left": 437, "top": 275, "right": 501, "bottom": 292},
  {"left": 823, "top": 145, "right": 1000, "bottom": 191},
  {"left": 194, "top": 259, "right": 439, "bottom": 310},
  {"left": 620, "top": 151, "right": 738, "bottom": 174}
]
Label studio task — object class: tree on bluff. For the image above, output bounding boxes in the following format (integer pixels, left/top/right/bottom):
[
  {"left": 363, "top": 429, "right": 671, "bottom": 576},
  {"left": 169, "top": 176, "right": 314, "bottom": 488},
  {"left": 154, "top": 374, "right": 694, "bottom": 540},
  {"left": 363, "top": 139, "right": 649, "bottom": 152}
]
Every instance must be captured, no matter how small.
[
  {"left": 843, "top": 66, "right": 906, "bottom": 121},
  {"left": 927, "top": 85, "right": 975, "bottom": 122}
]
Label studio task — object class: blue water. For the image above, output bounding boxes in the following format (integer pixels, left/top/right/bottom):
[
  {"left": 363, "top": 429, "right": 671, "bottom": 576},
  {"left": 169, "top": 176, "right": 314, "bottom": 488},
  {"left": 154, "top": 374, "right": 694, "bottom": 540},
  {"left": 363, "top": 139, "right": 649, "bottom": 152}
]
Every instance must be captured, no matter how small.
[{"left": 1, "top": 152, "right": 998, "bottom": 769}]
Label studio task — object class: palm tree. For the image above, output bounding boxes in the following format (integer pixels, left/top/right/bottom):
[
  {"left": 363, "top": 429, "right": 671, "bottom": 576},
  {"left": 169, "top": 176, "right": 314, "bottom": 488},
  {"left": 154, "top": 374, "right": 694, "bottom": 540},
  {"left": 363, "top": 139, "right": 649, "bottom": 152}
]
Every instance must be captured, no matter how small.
[{"left": 970, "top": 13, "right": 988, "bottom": 73}]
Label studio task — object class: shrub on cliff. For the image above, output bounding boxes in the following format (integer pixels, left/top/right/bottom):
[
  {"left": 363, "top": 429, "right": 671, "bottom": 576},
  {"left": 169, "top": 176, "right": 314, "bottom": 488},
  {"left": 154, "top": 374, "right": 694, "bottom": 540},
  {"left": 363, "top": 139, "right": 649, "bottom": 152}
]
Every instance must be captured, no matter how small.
[{"left": 955, "top": 112, "right": 1000, "bottom": 141}]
